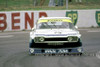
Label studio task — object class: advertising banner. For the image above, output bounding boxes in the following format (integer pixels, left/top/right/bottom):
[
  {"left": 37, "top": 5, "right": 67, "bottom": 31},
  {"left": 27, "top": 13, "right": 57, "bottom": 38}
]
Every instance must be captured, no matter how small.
[{"left": 0, "top": 10, "right": 100, "bottom": 31}]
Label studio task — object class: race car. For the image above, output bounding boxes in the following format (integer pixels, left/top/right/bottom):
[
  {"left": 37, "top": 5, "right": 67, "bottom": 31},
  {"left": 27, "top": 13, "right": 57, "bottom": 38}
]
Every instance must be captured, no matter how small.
[{"left": 29, "top": 17, "right": 83, "bottom": 55}]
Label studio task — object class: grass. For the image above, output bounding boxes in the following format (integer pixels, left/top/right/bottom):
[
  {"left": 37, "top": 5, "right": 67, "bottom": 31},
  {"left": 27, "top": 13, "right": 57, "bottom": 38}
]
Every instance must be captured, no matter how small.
[{"left": 0, "top": 0, "right": 100, "bottom": 11}]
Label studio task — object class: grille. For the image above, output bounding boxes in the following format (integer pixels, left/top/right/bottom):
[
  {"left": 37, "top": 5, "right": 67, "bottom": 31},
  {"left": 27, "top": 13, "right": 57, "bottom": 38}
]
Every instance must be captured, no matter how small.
[{"left": 45, "top": 38, "right": 67, "bottom": 41}]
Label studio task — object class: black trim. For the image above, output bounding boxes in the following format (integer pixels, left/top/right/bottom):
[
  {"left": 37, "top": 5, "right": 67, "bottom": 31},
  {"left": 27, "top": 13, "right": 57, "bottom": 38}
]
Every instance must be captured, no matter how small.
[{"left": 29, "top": 39, "right": 82, "bottom": 49}]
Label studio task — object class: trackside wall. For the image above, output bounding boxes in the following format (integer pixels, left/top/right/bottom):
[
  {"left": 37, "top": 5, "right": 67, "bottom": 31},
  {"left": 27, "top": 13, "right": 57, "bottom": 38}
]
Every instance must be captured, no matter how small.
[{"left": 0, "top": 10, "right": 100, "bottom": 31}]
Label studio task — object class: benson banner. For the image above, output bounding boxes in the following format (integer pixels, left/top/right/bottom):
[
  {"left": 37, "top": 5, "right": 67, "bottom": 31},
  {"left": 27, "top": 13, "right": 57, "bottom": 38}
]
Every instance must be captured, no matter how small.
[
  {"left": 0, "top": 12, "right": 48, "bottom": 31},
  {"left": 0, "top": 10, "right": 100, "bottom": 31}
]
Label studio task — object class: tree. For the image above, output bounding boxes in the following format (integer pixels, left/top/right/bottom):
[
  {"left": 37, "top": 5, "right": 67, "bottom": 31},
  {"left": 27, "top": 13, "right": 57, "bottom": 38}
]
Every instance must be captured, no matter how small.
[
  {"left": 40, "top": 0, "right": 45, "bottom": 6},
  {"left": 69, "top": 0, "right": 72, "bottom": 2}
]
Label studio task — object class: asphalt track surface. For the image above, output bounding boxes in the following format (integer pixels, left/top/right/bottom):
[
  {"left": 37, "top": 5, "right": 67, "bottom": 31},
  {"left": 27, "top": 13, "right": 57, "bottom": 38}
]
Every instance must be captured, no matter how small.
[{"left": 0, "top": 28, "right": 100, "bottom": 67}]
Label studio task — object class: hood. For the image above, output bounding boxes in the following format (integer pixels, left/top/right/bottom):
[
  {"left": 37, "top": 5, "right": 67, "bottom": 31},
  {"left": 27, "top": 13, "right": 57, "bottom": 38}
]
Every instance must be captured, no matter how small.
[{"left": 35, "top": 29, "right": 79, "bottom": 36}]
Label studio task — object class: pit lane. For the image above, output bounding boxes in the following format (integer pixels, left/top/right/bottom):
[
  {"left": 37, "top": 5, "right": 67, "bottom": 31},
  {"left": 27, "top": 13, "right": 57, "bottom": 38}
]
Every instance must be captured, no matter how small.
[{"left": 0, "top": 28, "right": 100, "bottom": 67}]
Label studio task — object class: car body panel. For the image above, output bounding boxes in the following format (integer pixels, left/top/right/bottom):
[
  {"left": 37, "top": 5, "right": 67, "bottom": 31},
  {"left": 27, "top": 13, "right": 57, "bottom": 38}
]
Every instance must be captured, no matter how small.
[{"left": 29, "top": 17, "right": 83, "bottom": 54}]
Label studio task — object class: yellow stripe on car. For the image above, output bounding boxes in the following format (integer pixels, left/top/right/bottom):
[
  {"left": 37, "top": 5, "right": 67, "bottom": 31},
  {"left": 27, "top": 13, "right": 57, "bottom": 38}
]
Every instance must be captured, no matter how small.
[{"left": 38, "top": 19, "right": 72, "bottom": 24}]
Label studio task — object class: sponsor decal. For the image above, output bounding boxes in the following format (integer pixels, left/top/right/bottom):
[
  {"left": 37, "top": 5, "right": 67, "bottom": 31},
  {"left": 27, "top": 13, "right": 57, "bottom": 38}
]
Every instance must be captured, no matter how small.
[
  {"left": 96, "top": 11, "right": 100, "bottom": 26},
  {"left": 66, "top": 11, "right": 78, "bottom": 25},
  {"left": 38, "top": 19, "right": 72, "bottom": 23}
]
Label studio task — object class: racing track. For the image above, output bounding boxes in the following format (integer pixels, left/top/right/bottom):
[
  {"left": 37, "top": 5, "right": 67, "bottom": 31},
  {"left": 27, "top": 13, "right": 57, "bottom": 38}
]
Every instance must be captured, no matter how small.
[{"left": 0, "top": 28, "right": 100, "bottom": 67}]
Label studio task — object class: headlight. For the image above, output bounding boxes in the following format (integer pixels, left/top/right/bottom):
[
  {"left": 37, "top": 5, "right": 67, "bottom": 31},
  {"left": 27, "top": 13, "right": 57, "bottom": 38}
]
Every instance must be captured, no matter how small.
[
  {"left": 34, "top": 37, "right": 45, "bottom": 42},
  {"left": 68, "top": 37, "right": 73, "bottom": 42},
  {"left": 39, "top": 37, "right": 45, "bottom": 42},
  {"left": 67, "top": 36, "right": 78, "bottom": 42}
]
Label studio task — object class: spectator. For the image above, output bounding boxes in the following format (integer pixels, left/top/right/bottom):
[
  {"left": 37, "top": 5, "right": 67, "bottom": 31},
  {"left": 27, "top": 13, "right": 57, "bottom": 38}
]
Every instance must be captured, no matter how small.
[
  {"left": 48, "top": 0, "right": 56, "bottom": 7},
  {"left": 33, "top": 0, "right": 38, "bottom": 6},
  {"left": 76, "top": 0, "right": 82, "bottom": 2},
  {"left": 58, "top": 0, "right": 63, "bottom": 6}
]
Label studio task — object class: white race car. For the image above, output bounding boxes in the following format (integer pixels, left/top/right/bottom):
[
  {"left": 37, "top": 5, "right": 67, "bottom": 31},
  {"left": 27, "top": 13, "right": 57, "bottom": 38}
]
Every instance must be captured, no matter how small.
[{"left": 29, "top": 17, "right": 83, "bottom": 55}]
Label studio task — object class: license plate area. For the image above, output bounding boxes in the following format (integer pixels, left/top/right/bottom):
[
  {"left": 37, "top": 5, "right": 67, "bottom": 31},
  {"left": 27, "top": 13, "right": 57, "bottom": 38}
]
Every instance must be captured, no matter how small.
[{"left": 45, "top": 49, "right": 68, "bottom": 53}]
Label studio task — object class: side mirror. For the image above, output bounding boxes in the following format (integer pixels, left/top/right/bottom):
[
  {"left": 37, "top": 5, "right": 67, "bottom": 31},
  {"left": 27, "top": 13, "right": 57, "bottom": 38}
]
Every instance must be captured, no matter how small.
[
  {"left": 75, "top": 26, "right": 78, "bottom": 29},
  {"left": 32, "top": 27, "right": 35, "bottom": 31},
  {"left": 32, "top": 25, "right": 36, "bottom": 31}
]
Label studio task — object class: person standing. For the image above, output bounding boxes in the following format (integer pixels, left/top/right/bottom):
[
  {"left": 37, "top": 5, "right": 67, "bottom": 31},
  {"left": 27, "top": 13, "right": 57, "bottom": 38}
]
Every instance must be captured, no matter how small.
[
  {"left": 76, "top": 0, "right": 82, "bottom": 2},
  {"left": 48, "top": 0, "right": 56, "bottom": 7},
  {"left": 33, "top": 0, "right": 38, "bottom": 6},
  {"left": 58, "top": 0, "right": 63, "bottom": 6}
]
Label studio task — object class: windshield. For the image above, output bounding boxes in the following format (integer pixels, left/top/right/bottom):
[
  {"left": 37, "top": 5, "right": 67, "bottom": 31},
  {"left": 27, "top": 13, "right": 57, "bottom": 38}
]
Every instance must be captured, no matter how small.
[{"left": 36, "top": 22, "right": 75, "bottom": 29}]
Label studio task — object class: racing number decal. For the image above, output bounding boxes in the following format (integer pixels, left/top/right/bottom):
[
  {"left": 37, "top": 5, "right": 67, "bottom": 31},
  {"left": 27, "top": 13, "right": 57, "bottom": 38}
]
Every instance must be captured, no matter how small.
[
  {"left": 66, "top": 11, "right": 78, "bottom": 25},
  {"left": 45, "top": 50, "right": 56, "bottom": 53},
  {"left": 45, "top": 49, "right": 68, "bottom": 53},
  {"left": 96, "top": 11, "right": 100, "bottom": 26}
]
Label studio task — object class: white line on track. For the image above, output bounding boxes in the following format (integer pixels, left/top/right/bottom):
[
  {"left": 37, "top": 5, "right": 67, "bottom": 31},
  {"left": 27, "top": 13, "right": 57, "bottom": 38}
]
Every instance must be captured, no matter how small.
[
  {"left": 88, "top": 31, "right": 100, "bottom": 32},
  {"left": 0, "top": 35, "right": 13, "bottom": 38},
  {"left": 78, "top": 29, "right": 89, "bottom": 31},
  {"left": 0, "top": 31, "right": 29, "bottom": 35}
]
